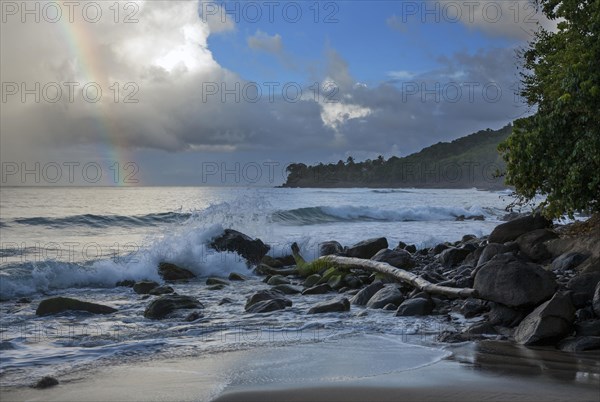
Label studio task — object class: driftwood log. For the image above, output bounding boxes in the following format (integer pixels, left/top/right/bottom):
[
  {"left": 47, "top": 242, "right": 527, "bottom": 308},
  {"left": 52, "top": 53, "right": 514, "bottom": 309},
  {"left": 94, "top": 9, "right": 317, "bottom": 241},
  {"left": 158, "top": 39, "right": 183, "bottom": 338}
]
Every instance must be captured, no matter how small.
[{"left": 321, "top": 255, "right": 478, "bottom": 299}]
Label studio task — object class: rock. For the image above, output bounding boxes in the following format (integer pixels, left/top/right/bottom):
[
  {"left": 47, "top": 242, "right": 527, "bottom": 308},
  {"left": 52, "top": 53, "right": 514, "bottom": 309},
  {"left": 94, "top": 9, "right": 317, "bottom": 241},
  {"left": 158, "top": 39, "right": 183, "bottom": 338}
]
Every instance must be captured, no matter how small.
[
  {"left": 433, "top": 243, "right": 450, "bottom": 254},
  {"left": 566, "top": 272, "right": 600, "bottom": 307},
  {"left": 158, "top": 262, "right": 195, "bottom": 281},
  {"left": 301, "top": 284, "right": 332, "bottom": 295},
  {"left": 350, "top": 282, "right": 385, "bottom": 306},
  {"left": 245, "top": 290, "right": 292, "bottom": 311},
  {"left": 515, "top": 229, "right": 558, "bottom": 262},
  {"left": 149, "top": 285, "right": 174, "bottom": 296},
  {"left": 133, "top": 281, "right": 159, "bottom": 294},
  {"left": 319, "top": 241, "right": 344, "bottom": 256},
  {"left": 366, "top": 285, "right": 404, "bottom": 309},
  {"left": 206, "top": 277, "right": 229, "bottom": 286},
  {"left": 514, "top": 292, "right": 575, "bottom": 345},
  {"left": 576, "top": 307, "right": 595, "bottom": 321},
  {"left": 219, "top": 297, "right": 233, "bottom": 305},
  {"left": 474, "top": 254, "right": 557, "bottom": 307},
  {"left": 228, "top": 272, "right": 247, "bottom": 281},
  {"left": 396, "top": 241, "right": 407, "bottom": 249},
  {"left": 437, "top": 331, "right": 480, "bottom": 343},
  {"left": 552, "top": 252, "right": 589, "bottom": 271},
  {"left": 346, "top": 237, "right": 388, "bottom": 259},
  {"left": 344, "top": 275, "right": 362, "bottom": 289},
  {"left": 327, "top": 275, "right": 344, "bottom": 289},
  {"left": 462, "top": 234, "right": 477, "bottom": 242},
  {"left": 184, "top": 311, "right": 203, "bottom": 322},
  {"left": 144, "top": 295, "right": 203, "bottom": 320},
  {"left": 272, "top": 284, "right": 302, "bottom": 294},
  {"left": 476, "top": 243, "right": 507, "bottom": 267},
  {"left": 308, "top": 298, "right": 350, "bottom": 314},
  {"left": 210, "top": 229, "right": 270, "bottom": 263},
  {"left": 464, "top": 322, "right": 497, "bottom": 335},
  {"left": 488, "top": 213, "right": 552, "bottom": 244},
  {"left": 261, "top": 255, "right": 283, "bottom": 268},
  {"left": 437, "top": 247, "right": 471, "bottom": 267},
  {"left": 207, "top": 284, "right": 225, "bottom": 290},
  {"left": 558, "top": 336, "right": 600, "bottom": 352},
  {"left": 16, "top": 297, "right": 31, "bottom": 304},
  {"left": 594, "top": 282, "right": 600, "bottom": 317},
  {"left": 404, "top": 244, "right": 417, "bottom": 254},
  {"left": 575, "top": 320, "right": 600, "bottom": 336},
  {"left": 487, "top": 303, "right": 528, "bottom": 327},
  {"left": 115, "top": 280, "right": 135, "bottom": 287},
  {"left": 267, "top": 275, "right": 290, "bottom": 286},
  {"left": 276, "top": 255, "right": 296, "bottom": 266},
  {"left": 371, "top": 248, "right": 414, "bottom": 269},
  {"left": 395, "top": 298, "right": 434, "bottom": 316},
  {"left": 459, "top": 298, "right": 489, "bottom": 318},
  {"left": 383, "top": 303, "right": 398, "bottom": 311},
  {"left": 246, "top": 299, "right": 290, "bottom": 314},
  {"left": 36, "top": 297, "right": 117, "bottom": 316},
  {"left": 303, "top": 274, "right": 321, "bottom": 288},
  {"left": 33, "top": 376, "right": 59, "bottom": 389}
]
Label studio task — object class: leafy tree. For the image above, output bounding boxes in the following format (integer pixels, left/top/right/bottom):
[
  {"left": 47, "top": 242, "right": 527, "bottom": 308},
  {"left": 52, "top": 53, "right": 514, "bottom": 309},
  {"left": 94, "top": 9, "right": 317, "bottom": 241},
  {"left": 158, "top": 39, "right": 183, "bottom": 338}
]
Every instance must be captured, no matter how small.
[{"left": 499, "top": 0, "right": 600, "bottom": 218}]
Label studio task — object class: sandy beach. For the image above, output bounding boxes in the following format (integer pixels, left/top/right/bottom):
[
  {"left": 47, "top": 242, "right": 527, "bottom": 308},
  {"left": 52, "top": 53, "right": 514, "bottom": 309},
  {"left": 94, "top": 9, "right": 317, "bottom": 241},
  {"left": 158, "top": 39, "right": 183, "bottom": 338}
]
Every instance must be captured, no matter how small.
[{"left": 2, "top": 336, "right": 598, "bottom": 402}]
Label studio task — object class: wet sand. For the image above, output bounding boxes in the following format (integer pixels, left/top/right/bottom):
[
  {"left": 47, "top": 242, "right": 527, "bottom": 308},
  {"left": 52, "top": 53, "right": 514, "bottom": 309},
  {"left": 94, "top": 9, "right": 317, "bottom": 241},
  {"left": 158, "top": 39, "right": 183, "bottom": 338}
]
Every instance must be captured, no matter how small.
[{"left": 2, "top": 336, "right": 598, "bottom": 402}]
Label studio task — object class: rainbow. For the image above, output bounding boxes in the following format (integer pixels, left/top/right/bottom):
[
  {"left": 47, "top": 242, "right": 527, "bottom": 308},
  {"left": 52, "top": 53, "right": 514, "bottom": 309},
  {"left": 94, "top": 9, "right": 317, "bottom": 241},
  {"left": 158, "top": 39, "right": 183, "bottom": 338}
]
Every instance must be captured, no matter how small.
[{"left": 56, "top": 7, "right": 140, "bottom": 186}]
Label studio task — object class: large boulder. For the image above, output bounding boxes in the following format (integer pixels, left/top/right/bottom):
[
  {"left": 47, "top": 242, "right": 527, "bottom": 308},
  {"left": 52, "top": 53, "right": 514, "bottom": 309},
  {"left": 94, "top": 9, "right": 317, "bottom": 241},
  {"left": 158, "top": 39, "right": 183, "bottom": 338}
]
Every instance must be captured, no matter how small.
[
  {"left": 246, "top": 299, "right": 290, "bottom": 314},
  {"left": 566, "top": 272, "right": 600, "bottom": 307},
  {"left": 346, "top": 237, "right": 388, "bottom": 259},
  {"left": 301, "top": 284, "right": 332, "bottom": 295},
  {"left": 133, "top": 280, "right": 159, "bottom": 294},
  {"left": 476, "top": 243, "right": 507, "bottom": 267},
  {"left": 551, "top": 252, "right": 589, "bottom": 271},
  {"left": 558, "top": 336, "right": 600, "bottom": 352},
  {"left": 144, "top": 295, "right": 203, "bottom": 319},
  {"left": 437, "top": 247, "right": 471, "bottom": 267},
  {"left": 515, "top": 229, "right": 558, "bottom": 262},
  {"left": 210, "top": 229, "right": 270, "bottom": 264},
  {"left": 366, "top": 285, "right": 404, "bottom": 309},
  {"left": 319, "top": 241, "right": 344, "bottom": 256},
  {"left": 36, "top": 297, "right": 117, "bottom": 316},
  {"left": 149, "top": 285, "right": 174, "bottom": 296},
  {"left": 271, "top": 284, "right": 302, "bottom": 294},
  {"left": 158, "top": 262, "right": 195, "bottom": 281},
  {"left": 308, "top": 298, "right": 350, "bottom": 314},
  {"left": 396, "top": 298, "right": 434, "bottom": 316},
  {"left": 350, "top": 282, "right": 385, "bottom": 305},
  {"left": 371, "top": 248, "right": 414, "bottom": 269},
  {"left": 488, "top": 214, "right": 552, "bottom": 244},
  {"left": 514, "top": 292, "right": 575, "bottom": 345},
  {"left": 245, "top": 290, "right": 292, "bottom": 311},
  {"left": 474, "top": 254, "right": 557, "bottom": 307},
  {"left": 593, "top": 282, "right": 600, "bottom": 317}
]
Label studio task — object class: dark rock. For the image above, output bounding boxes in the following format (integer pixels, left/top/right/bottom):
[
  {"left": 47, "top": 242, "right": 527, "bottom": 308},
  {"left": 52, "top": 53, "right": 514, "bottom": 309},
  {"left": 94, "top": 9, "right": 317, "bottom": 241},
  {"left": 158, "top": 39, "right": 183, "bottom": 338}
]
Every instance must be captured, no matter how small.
[
  {"left": 437, "top": 247, "right": 471, "bottom": 267},
  {"left": 246, "top": 299, "right": 290, "bottom": 314},
  {"left": 558, "top": 336, "right": 600, "bottom": 352},
  {"left": 396, "top": 241, "right": 407, "bottom": 249},
  {"left": 476, "top": 243, "right": 507, "bottom": 267},
  {"left": 261, "top": 255, "right": 283, "bottom": 268},
  {"left": 433, "top": 243, "right": 450, "bottom": 255},
  {"left": 395, "top": 298, "right": 434, "bottom": 316},
  {"left": 461, "top": 243, "right": 478, "bottom": 252},
  {"left": 488, "top": 213, "right": 552, "bottom": 244},
  {"left": 344, "top": 275, "right": 362, "bottom": 289},
  {"left": 158, "top": 262, "right": 195, "bottom": 281},
  {"left": 228, "top": 272, "right": 247, "bottom": 281},
  {"left": 275, "top": 255, "right": 296, "bottom": 267},
  {"left": 308, "top": 298, "right": 350, "bottom": 314},
  {"left": 149, "top": 285, "right": 174, "bottom": 296},
  {"left": 594, "top": 282, "right": 600, "bottom": 317},
  {"left": 207, "top": 284, "right": 225, "bottom": 290},
  {"left": 366, "top": 285, "right": 404, "bottom": 309},
  {"left": 552, "top": 252, "right": 589, "bottom": 271},
  {"left": 206, "top": 277, "right": 229, "bottom": 286},
  {"left": 33, "top": 376, "right": 59, "bottom": 389},
  {"left": 144, "top": 295, "right": 203, "bottom": 320},
  {"left": 184, "top": 311, "right": 203, "bottom": 322},
  {"left": 462, "top": 234, "right": 477, "bottom": 242},
  {"left": 36, "top": 297, "right": 117, "bottom": 316},
  {"left": 303, "top": 274, "right": 321, "bottom": 288},
  {"left": 115, "top": 280, "right": 135, "bottom": 287},
  {"left": 350, "top": 282, "right": 385, "bottom": 306},
  {"left": 301, "top": 284, "right": 332, "bottom": 295},
  {"left": 459, "top": 298, "right": 489, "bottom": 318},
  {"left": 133, "top": 281, "right": 160, "bottom": 294},
  {"left": 346, "top": 237, "right": 388, "bottom": 259},
  {"left": 219, "top": 297, "right": 233, "bottom": 305},
  {"left": 319, "top": 241, "right": 344, "bottom": 256},
  {"left": 371, "top": 248, "right": 414, "bottom": 269},
  {"left": 267, "top": 275, "right": 290, "bottom": 286},
  {"left": 383, "top": 303, "right": 398, "bottom": 311},
  {"left": 515, "top": 229, "right": 558, "bottom": 262},
  {"left": 576, "top": 307, "right": 595, "bottom": 321},
  {"left": 487, "top": 303, "right": 528, "bottom": 327},
  {"left": 567, "top": 272, "right": 600, "bottom": 308},
  {"left": 272, "top": 284, "right": 302, "bottom": 294},
  {"left": 575, "top": 320, "right": 600, "bottom": 336},
  {"left": 245, "top": 290, "right": 291, "bottom": 311},
  {"left": 327, "top": 275, "right": 344, "bottom": 289},
  {"left": 474, "top": 254, "right": 557, "bottom": 307},
  {"left": 210, "top": 229, "right": 270, "bottom": 264},
  {"left": 404, "top": 244, "right": 417, "bottom": 254},
  {"left": 16, "top": 297, "right": 31, "bottom": 304},
  {"left": 437, "top": 331, "right": 480, "bottom": 343},
  {"left": 514, "top": 292, "right": 575, "bottom": 345},
  {"left": 464, "top": 322, "right": 497, "bottom": 335}
]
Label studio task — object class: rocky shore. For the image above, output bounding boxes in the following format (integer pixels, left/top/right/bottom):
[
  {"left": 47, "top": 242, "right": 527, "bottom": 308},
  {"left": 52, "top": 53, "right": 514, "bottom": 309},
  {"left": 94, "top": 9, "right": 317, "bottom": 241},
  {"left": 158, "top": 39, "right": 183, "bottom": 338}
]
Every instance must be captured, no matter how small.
[{"left": 29, "top": 213, "right": 600, "bottom": 388}]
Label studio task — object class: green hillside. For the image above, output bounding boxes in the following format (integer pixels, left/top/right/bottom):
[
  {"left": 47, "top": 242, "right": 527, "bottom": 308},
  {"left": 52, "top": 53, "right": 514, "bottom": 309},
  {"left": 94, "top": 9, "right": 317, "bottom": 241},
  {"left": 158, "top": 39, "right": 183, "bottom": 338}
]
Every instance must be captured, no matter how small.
[{"left": 283, "top": 124, "right": 511, "bottom": 189}]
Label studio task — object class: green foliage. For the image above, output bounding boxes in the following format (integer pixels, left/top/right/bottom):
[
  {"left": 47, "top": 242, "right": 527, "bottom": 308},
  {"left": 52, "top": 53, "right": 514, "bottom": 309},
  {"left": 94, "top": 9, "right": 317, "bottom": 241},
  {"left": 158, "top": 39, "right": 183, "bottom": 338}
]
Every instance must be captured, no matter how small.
[{"left": 499, "top": 0, "right": 600, "bottom": 218}]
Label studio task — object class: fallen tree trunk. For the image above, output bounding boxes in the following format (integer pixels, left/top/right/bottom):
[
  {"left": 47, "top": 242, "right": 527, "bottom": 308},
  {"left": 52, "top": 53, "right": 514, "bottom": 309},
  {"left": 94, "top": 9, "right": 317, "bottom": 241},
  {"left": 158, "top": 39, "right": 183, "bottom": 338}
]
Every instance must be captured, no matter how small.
[{"left": 321, "top": 256, "right": 478, "bottom": 299}]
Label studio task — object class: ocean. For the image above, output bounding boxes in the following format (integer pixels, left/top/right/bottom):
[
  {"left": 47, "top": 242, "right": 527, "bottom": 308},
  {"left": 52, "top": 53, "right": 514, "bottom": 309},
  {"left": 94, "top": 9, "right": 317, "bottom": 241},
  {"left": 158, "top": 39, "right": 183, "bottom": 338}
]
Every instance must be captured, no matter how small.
[{"left": 0, "top": 186, "right": 517, "bottom": 387}]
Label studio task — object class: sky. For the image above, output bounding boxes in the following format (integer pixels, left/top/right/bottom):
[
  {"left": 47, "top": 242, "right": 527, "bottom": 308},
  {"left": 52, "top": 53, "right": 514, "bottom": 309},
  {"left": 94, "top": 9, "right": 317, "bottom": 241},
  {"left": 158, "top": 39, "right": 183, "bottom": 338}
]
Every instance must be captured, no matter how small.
[{"left": 0, "top": 1, "right": 555, "bottom": 186}]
